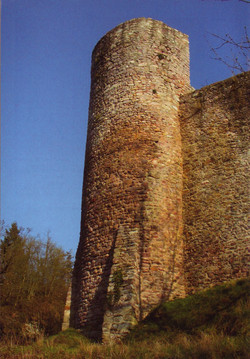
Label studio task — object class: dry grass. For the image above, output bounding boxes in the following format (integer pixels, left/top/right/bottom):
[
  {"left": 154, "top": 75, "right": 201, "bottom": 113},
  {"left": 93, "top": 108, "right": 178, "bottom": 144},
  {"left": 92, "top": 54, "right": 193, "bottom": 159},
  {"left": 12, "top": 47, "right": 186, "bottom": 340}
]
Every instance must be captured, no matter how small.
[
  {"left": 0, "top": 278, "right": 249, "bottom": 359},
  {"left": 0, "top": 332, "right": 248, "bottom": 359}
]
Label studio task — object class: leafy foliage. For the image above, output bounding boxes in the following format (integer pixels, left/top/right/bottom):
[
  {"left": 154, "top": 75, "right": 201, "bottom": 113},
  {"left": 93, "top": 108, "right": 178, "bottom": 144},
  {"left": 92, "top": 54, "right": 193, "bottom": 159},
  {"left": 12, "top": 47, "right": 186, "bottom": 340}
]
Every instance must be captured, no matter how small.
[{"left": 0, "top": 223, "right": 73, "bottom": 342}]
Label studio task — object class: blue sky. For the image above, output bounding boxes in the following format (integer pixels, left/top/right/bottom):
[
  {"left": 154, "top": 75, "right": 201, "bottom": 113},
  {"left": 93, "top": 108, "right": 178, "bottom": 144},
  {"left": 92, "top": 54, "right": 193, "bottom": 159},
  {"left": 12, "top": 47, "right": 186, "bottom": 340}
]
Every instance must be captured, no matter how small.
[{"left": 1, "top": 0, "right": 249, "bottom": 254}]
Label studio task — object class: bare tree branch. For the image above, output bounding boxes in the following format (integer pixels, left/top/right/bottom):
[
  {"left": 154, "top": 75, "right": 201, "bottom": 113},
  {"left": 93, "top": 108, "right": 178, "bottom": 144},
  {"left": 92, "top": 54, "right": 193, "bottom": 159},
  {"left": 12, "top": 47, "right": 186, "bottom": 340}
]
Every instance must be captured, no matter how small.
[{"left": 209, "top": 26, "right": 250, "bottom": 74}]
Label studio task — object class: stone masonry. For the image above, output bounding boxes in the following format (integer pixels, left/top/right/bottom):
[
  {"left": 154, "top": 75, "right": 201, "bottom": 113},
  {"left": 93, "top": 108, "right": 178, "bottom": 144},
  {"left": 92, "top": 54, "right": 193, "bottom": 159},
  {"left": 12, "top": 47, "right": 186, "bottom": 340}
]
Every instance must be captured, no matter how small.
[
  {"left": 70, "top": 18, "right": 249, "bottom": 342},
  {"left": 180, "top": 73, "right": 249, "bottom": 293}
]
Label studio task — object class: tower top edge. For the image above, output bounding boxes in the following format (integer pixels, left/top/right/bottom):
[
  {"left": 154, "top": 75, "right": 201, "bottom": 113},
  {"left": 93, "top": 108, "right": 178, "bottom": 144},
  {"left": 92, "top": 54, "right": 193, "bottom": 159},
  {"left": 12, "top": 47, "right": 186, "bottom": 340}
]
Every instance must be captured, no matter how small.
[{"left": 92, "top": 18, "right": 189, "bottom": 54}]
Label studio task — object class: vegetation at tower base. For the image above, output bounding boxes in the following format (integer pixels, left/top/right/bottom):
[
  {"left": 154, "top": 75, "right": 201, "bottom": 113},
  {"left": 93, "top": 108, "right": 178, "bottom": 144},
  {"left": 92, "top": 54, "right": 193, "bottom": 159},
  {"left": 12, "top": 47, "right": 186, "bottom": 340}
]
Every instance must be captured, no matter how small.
[
  {"left": 0, "top": 278, "right": 249, "bottom": 358},
  {"left": 126, "top": 278, "right": 250, "bottom": 342},
  {"left": 106, "top": 268, "right": 124, "bottom": 307},
  {"left": 0, "top": 222, "right": 73, "bottom": 343},
  {"left": 71, "top": 17, "right": 249, "bottom": 342}
]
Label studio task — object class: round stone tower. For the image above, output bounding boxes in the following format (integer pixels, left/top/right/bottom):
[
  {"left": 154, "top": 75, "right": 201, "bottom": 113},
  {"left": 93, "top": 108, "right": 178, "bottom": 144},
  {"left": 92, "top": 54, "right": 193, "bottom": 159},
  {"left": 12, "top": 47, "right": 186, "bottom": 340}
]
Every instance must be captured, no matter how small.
[{"left": 71, "top": 18, "right": 191, "bottom": 342}]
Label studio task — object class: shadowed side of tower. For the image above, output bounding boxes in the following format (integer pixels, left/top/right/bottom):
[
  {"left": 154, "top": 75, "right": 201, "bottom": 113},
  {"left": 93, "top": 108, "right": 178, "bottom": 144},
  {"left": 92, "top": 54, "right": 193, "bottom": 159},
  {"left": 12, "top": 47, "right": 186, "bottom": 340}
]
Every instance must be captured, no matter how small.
[{"left": 70, "top": 18, "right": 191, "bottom": 342}]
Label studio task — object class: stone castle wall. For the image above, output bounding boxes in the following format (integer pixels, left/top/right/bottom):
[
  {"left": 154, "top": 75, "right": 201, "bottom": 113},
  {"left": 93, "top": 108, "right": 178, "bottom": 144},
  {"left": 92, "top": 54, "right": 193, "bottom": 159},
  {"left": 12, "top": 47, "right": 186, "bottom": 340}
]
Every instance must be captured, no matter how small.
[
  {"left": 70, "top": 18, "right": 249, "bottom": 342},
  {"left": 180, "top": 72, "right": 249, "bottom": 293},
  {"left": 71, "top": 18, "right": 191, "bottom": 341}
]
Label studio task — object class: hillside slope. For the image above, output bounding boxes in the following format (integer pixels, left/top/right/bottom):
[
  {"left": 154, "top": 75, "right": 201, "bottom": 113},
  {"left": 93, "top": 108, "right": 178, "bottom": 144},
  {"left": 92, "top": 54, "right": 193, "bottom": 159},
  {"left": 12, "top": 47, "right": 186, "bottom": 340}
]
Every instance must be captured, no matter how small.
[
  {"left": 1, "top": 278, "right": 249, "bottom": 358},
  {"left": 127, "top": 278, "right": 250, "bottom": 343}
]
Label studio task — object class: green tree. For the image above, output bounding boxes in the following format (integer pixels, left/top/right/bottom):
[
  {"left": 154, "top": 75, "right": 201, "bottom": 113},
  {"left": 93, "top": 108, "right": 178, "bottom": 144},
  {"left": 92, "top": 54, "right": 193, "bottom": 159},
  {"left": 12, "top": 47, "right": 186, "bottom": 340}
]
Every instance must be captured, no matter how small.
[{"left": 0, "top": 223, "right": 73, "bottom": 342}]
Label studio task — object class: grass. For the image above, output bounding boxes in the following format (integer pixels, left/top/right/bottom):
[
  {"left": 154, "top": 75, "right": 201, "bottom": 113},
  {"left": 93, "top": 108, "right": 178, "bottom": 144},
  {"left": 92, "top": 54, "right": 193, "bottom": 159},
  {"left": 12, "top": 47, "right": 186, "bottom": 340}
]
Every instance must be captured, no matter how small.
[
  {"left": 127, "top": 277, "right": 249, "bottom": 341},
  {"left": 0, "top": 278, "right": 249, "bottom": 358}
]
